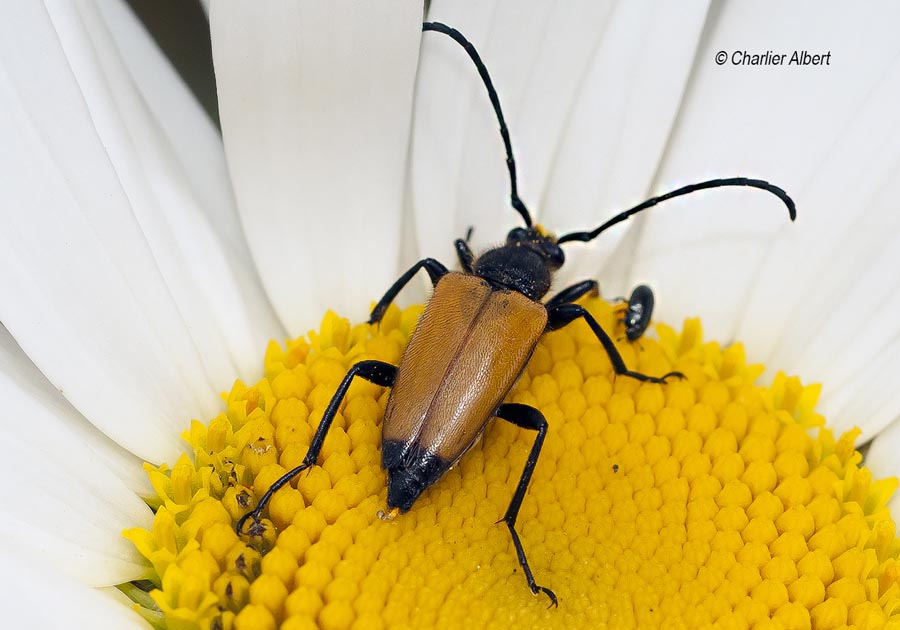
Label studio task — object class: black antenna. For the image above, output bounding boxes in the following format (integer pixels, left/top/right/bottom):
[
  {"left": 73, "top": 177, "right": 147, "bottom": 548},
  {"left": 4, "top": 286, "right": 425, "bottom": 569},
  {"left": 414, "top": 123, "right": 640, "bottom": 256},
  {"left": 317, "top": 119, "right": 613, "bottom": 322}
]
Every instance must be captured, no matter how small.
[
  {"left": 556, "top": 178, "right": 796, "bottom": 244},
  {"left": 423, "top": 22, "right": 533, "bottom": 228}
]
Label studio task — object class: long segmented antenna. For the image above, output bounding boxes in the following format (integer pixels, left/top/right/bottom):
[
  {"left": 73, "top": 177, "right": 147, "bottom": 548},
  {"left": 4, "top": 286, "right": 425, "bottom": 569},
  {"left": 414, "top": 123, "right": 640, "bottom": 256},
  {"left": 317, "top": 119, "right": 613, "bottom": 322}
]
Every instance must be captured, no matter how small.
[
  {"left": 557, "top": 178, "right": 796, "bottom": 244},
  {"left": 423, "top": 22, "right": 533, "bottom": 228}
]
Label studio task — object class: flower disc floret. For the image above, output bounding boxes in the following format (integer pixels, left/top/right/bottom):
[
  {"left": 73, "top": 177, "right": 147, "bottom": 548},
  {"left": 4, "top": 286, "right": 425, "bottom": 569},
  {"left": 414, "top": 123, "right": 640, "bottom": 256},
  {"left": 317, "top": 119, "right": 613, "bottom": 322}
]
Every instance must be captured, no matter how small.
[{"left": 125, "top": 298, "right": 900, "bottom": 629}]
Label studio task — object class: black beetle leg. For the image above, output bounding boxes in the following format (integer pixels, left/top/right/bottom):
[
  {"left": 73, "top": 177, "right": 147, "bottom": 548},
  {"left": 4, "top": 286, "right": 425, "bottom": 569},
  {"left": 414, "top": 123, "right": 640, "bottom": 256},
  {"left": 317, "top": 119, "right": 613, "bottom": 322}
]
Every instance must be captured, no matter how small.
[
  {"left": 494, "top": 403, "right": 558, "bottom": 608},
  {"left": 455, "top": 238, "right": 475, "bottom": 273},
  {"left": 546, "top": 303, "right": 683, "bottom": 383},
  {"left": 236, "top": 360, "right": 397, "bottom": 536},
  {"left": 544, "top": 279, "right": 599, "bottom": 310},
  {"left": 369, "top": 259, "right": 449, "bottom": 325}
]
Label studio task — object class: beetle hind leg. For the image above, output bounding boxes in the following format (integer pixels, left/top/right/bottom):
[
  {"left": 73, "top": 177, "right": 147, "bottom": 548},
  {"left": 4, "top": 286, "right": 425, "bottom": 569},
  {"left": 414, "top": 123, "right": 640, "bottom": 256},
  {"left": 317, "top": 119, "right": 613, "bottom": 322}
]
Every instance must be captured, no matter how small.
[
  {"left": 495, "top": 403, "right": 558, "bottom": 607},
  {"left": 236, "top": 360, "right": 397, "bottom": 536}
]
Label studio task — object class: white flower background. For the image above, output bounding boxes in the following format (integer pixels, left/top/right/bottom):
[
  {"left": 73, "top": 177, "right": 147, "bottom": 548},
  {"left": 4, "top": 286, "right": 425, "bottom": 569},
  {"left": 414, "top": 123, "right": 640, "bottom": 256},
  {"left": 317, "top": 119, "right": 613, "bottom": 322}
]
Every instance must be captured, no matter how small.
[{"left": 2, "top": 0, "right": 900, "bottom": 626}]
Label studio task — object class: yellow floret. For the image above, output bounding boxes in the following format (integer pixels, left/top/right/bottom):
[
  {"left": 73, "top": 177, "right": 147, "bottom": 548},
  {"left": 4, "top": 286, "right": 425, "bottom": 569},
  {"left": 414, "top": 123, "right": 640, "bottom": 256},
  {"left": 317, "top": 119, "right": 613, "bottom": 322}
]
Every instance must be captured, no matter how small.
[{"left": 124, "top": 298, "right": 900, "bottom": 629}]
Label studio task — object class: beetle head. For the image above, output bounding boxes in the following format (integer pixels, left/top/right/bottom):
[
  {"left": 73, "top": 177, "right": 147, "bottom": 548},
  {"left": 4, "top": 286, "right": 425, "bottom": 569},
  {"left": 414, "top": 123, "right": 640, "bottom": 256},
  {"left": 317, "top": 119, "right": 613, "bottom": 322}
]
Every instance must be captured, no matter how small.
[{"left": 505, "top": 226, "right": 565, "bottom": 271}]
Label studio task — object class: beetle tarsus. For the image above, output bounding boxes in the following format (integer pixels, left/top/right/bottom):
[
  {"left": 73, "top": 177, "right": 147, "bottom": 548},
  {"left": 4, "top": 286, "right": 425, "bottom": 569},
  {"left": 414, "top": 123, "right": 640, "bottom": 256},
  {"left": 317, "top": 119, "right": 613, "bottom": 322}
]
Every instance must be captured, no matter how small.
[
  {"left": 494, "top": 403, "right": 556, "bottom": 605},
  {"left": 504, "top": 516, "right": 558, "bottom": 607},
  {"left": 236, "top": 461, "right": 313, "bottom": 537},
  {"left": 235, "top": 512, "right": 256, "bottom": 537},
  {"left": 618, "top": 369, "right": 685, "bottom": 384},
  {"left": 537, "top": 585, "right": 559, "bottom": 609},
  {"left": 235, "top": 360, "right": 397, "bottom": 536},
  {"left": 235, "top": 509, "right": 271, "bottom": 538},
  {"left": 547, "top": 303, "right": 678, "bottom": 384}
]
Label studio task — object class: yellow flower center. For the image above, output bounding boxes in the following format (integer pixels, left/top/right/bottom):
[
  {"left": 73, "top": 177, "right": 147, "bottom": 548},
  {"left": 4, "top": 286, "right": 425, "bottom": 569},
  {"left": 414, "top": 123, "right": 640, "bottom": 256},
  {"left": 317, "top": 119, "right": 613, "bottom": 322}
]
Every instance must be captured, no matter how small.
[{"left": 124, "top": 298, "right": 900, "bottom": 630}]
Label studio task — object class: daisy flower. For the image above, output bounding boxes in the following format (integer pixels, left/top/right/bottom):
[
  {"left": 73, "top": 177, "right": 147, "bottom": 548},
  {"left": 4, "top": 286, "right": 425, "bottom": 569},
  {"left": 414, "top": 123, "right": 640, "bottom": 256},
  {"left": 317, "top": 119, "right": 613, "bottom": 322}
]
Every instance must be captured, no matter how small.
[{"left": 3, "top": 1, "right": 900, "bottom": 628}]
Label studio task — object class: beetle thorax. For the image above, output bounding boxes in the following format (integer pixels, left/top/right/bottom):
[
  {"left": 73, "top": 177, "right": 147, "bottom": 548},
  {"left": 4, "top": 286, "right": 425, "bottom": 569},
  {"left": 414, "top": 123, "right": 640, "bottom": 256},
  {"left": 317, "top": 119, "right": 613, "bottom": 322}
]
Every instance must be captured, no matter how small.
[{"left": 473, "top": 245, "right": 552, "bottom": 301}]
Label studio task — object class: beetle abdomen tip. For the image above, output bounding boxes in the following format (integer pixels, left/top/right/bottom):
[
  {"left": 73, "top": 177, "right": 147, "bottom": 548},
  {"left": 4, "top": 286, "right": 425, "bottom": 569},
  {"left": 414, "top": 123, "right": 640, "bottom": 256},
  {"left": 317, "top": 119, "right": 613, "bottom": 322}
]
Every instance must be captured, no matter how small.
[
  {"left": 386, "top": 467, "right": 427, "bottom": 513},
  {"left": 384, "top": 444, "right": 448, "bottom": 513}
]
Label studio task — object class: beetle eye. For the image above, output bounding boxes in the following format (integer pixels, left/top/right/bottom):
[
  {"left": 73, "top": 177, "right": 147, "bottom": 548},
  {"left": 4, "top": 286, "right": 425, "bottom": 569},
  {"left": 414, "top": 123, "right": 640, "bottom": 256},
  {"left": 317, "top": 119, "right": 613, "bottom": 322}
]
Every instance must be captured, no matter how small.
[
  {"left": 507, "top": 227, "right": 529, "bottom": 243},
  {"left": 542, "top": 242, "right": 565, "bottom": 269}
]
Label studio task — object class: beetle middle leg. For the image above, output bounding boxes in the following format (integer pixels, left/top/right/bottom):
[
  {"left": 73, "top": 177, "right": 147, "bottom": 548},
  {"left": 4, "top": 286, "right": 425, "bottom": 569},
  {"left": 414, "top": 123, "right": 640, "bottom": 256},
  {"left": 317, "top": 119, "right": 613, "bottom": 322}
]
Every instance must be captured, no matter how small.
[
  {"left": 546, "top": 303, "right": 683, "bottom": 383},
  {"left": 236, "top": 360, "right": 397, "bottom": 536},
  {"left": 544, "top": 279, "right": 599, "bottom": 309},
  {"left": 369, "top": 259, "right": 449, "bottom": 324},
  {"left": 494, "top": 402, "right": 558, "bottom": 607}
]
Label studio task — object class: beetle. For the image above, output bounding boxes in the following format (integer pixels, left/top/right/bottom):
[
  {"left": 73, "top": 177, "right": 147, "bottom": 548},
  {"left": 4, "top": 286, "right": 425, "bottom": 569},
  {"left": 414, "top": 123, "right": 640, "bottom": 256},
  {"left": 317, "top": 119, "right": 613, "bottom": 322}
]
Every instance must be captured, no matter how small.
[{"left": 237, "top": 21, "right": 797, "bottom": 606}]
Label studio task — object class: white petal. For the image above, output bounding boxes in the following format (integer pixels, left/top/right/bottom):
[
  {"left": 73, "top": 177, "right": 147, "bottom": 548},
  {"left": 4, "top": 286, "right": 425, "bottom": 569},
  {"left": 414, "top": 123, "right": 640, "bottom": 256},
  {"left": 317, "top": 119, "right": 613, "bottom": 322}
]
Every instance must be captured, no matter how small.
[
  {"left": 622, "top": 2, "right": 900, "bottom": 436},
  {"left": 0, "top": 544, "right": 149, "bottom": 629},
  {"left": 212, "top": 1, "right": 424, "bottom": 333},
  {"left": 62, "top": 1, "right": 285, "bottom": 379},
  {"left": 410, "top": 0, "right": 709, "bottom": 282},
  {"left": 542, "top": 1, "right": 710, "bottom": 288},
  {"left": 95, "top": 0, "right": 284, "bottom": 365},
  {"left": 0, "top": 324, "right": 152, "bottom": 497},
  {"left": 0, "top": 2, "right": 278, "bottom": 463},
  {"left": 0, "top": 325, "right": 153, "bottom": 586}
]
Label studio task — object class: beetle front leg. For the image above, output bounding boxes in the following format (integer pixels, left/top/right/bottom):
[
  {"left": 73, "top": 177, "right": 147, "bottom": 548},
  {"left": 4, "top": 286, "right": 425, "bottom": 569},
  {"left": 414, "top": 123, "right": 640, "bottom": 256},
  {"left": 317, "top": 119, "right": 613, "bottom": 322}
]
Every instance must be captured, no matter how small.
[
  {"left": 546, "top": 303, "right": 682, "bottom": 383},
  {"left": 369, "top": 259, "right": 449, "bottom": 325},
  {"left": 494, "top": 403, "right": 557, "bottom": 608},
  {"left": 236, "top": 360, "right": 397, "bottom": 535}
]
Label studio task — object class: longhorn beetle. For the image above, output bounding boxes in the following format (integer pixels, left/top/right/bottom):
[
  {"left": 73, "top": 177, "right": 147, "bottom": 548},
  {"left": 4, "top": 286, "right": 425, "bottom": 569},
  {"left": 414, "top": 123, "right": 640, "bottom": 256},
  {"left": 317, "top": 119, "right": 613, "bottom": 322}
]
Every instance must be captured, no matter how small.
[{"left": 238, "top": 21, "right": 797, "bottom": 606}]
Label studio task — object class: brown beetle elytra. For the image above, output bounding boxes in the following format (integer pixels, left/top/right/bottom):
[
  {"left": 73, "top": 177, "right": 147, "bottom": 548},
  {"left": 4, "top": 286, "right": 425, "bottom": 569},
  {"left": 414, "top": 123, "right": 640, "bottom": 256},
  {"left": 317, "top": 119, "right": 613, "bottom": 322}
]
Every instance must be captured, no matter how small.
[{"left": 238, "top": 21, "right": 797, "bottom": 606}]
